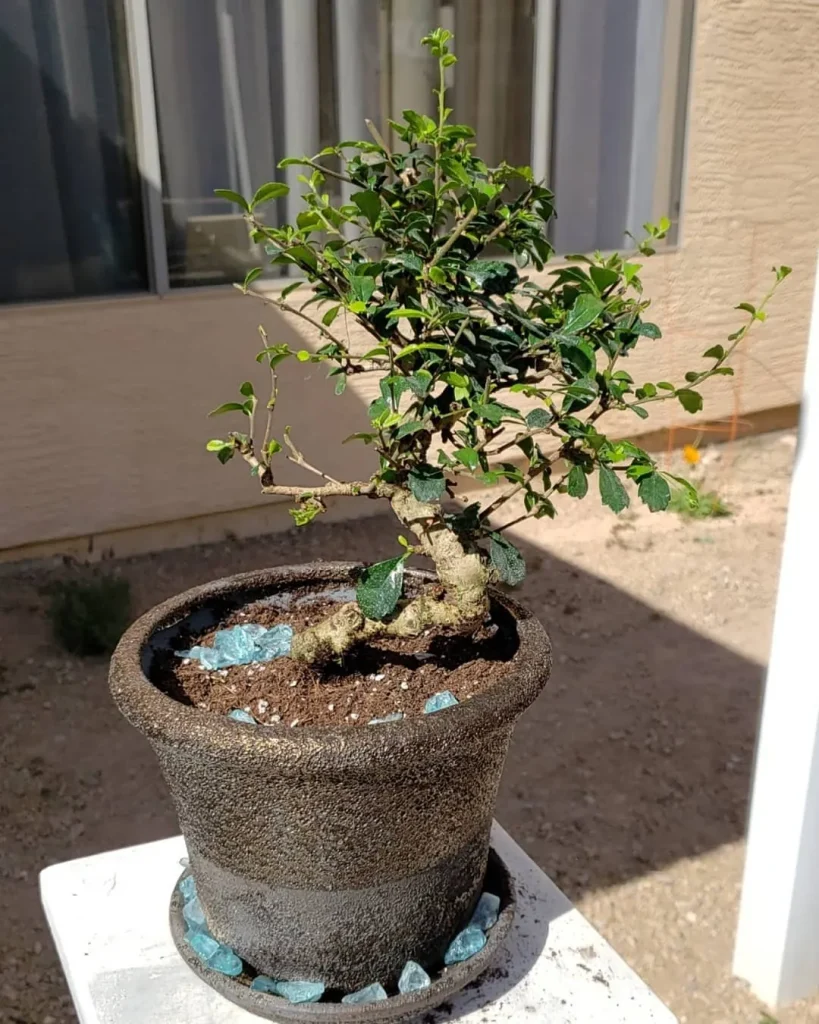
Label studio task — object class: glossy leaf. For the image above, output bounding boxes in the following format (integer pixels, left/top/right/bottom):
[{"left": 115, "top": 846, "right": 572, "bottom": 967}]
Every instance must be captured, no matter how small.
[{"left": 356, "top": 556, "right": 405, "bottom": 621}]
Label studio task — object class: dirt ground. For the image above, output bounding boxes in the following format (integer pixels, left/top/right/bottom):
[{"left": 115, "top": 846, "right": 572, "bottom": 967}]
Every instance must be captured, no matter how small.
[{"left": 0, "top": 428, "right": 813, "bottom": 1024}]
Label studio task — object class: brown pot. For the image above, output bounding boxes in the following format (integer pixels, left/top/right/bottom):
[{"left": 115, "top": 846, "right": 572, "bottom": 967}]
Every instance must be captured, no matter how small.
[{"left": 110, "top": 563, "right": 550, "bottom": 993}]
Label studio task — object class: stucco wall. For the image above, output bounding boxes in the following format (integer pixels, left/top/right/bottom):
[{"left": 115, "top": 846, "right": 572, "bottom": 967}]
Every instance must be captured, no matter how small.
[{"left": 1, "top": 0, "right": 817, "bottom": 555}]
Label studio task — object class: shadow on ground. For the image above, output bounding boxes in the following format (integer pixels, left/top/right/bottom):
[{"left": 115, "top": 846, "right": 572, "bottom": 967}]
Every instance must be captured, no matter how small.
[{"left": 0, "top": 513, "right": 763, "bottom": 1020}]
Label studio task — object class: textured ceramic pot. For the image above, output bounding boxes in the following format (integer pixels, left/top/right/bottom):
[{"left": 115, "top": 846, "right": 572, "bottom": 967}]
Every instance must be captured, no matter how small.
[{"left": 110, "top": 563, "right": 550, "bottom": 991}]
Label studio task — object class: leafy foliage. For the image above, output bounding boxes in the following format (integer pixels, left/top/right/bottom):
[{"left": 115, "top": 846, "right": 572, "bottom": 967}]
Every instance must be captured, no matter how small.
[
  {"left": 48, "top": 574, "right": 132, "bottom": 656},
  {"left": 206, "top": 27, "right": 788, "bottom": 620}
]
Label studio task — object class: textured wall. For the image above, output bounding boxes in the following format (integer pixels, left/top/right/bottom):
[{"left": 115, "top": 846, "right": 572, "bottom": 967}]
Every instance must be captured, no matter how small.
[{"left": 1, "top": 0, "right": 818, "bottom": 553}]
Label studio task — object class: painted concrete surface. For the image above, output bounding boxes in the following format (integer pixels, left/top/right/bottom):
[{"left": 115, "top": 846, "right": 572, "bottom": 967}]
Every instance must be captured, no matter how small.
[{"left": 40, "top": 823, "right": 676, "bottom": 1024}]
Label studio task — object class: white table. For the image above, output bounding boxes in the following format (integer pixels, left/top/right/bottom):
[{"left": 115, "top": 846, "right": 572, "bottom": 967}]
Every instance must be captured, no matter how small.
[{"left": 40, "top": 823, "right": 677, "bottom": 1024}]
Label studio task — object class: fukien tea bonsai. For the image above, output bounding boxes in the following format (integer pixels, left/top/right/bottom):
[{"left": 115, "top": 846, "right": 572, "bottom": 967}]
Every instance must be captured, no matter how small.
[{"left": 209, "top": 30, "right": 788, "bottom": 667}]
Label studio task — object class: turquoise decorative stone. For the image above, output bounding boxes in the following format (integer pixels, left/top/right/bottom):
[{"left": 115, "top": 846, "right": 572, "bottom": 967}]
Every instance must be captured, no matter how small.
[
  {"left": 207, "top": 944, "right": 243, "bottom": 977},
  {"left": 424, "top": 690, "right": 459, "bottom": 714},
  {"left": 182, "top": 895, "right": 206, "bottom": 931},
  {"left": 186, "top": 930, "right": 219, "bottom": 961},
  {"left": 250, "top": 976, "right": 280, "bottom": 994},
  {"left": 443, "top": 925, "right": 487, "bottom": 965},
  {"left": 341, "top": 982, "right": 389, "bottom": 1005},
  {"left": 178, "top": 874, "right": 196, "bottom": 902},
  {"left": 275, "top": 981, "right": 325, "bottom": 1004},
  {"left": 227, "top": 709, "right": 257, "bottom": 725},
  {"left": 470, "top": 891, "right": 501, "bottom": 931},
  {"left": 398, "top": 960, "right": 431, "bottom": 993},
  {"left": 179, "top": 623, "right": 293, "bottom": 669},
  {"left": 368, "top": 712, "right": 404, "bottom": 725}
]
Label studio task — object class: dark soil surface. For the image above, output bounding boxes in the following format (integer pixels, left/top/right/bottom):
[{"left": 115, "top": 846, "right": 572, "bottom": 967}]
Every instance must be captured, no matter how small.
[{"left": 167, "top": 591, "right": 518, "bottom": 727}]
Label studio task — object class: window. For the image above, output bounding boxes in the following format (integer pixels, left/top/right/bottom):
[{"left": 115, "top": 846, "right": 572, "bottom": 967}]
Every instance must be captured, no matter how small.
[
  {"left": 0, "top": 0, "right": 694, "bottom": 303},
  {"left": 0, "top": 0, "right": 147, "bottom": 303}
]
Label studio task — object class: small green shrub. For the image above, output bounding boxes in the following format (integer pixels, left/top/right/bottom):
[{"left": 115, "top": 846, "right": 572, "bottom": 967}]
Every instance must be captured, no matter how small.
[
  {"left": 48, "top": 575, "right": 132, "bottom": 656},
  {"left": 669, "top": 487, "right": 732, "bottom": 519}
]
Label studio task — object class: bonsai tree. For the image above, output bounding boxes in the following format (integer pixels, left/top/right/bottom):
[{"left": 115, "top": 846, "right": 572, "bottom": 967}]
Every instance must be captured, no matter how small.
[{"left": 208, "top": 29, "right": 789, "bottom": 666}]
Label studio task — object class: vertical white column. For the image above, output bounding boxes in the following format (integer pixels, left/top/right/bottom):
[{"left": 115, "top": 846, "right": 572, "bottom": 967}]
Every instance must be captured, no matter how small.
[
  {"left": 333, "top": 0, "right": 378, "bottom": 212},
  {"left": 281, "top": 0, "right": 320, "bottom": 228},
  {"left": 733, "top": 256, "right": 819, "bottom": 1008}
]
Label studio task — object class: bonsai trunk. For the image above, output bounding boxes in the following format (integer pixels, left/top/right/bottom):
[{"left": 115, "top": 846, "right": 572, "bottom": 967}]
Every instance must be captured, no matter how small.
[{"left": 289, "top": 489, "right": 490, "bottom": 665}]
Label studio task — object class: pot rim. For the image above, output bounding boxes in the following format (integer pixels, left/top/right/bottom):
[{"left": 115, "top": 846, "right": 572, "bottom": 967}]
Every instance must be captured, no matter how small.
[{"left": 109, "top": 562, "right": 551, "bottom": 774}]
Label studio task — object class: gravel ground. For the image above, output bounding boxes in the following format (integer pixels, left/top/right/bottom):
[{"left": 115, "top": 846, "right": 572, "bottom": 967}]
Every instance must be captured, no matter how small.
[{"left": 0, "top": 428, "right": 812, "bottom": 1024}]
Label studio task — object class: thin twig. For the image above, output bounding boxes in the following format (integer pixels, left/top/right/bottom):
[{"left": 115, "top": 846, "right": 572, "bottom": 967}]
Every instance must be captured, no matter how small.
[
  {"left": 283, "top": 427, "right": 341, "bottom": 484},
  {"left": 427, "top": 205, "right": 478, "bottom": 270}
]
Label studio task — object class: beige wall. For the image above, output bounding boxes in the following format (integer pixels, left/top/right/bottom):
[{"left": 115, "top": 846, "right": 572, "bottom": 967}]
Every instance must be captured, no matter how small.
[{"left": 2, "top": 0, "right": 818, "bottom": 557}]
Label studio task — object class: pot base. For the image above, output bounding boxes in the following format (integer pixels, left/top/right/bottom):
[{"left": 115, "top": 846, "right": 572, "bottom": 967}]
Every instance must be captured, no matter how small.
[{"left": 169, "top": 845, "right": 516, "bottom": 1024}]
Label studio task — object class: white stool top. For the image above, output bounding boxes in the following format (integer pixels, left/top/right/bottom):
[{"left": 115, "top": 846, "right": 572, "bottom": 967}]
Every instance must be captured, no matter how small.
[{"left": 40, "top": 823, "right": 677, "bottom": 1023}]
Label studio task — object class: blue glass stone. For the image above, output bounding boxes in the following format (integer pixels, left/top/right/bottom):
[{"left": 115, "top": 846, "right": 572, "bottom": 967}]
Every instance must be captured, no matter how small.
[
  {"left": 469, "top": 892, "right": 501, "bottom": 931},
  {"left": 182, "top": 895, "right": 207, "bottom": 931},
  {"left": 255, "top": 624, "right": 294, "bottom": 661},
  {"left": 275, "top": 981, "right": 325, "bottom": 1004},
  {"left": 341, "top": 982, "right": 388, "bottom": 1005},
  {"left": 250, "top": 976, "right": 280, "bottom": 994},
  {"left": 178, "top": 874, "right": 196, "bottom": 902},
  {"left": 368, "top": 712, "right": 404, "bottom": 725},
  {"left": 213, "top": 624, "right": 265, "bottom": 664},
  {"left": 424, "top": 690, "right": 459, "bottom": 714},
  {"left": 247, "top": 974, "right": 280, "bottom": 991},
  {"left": 398, "top": 960, "right": 431, "bottom": 994},
  {"left": 228, "top": 709, "right": 257, "bottom": 725},
  {"left": 186, "top": 930, "right": 219, "bottom": 961},
  {"left": 182, "top": 644, "right": 226, "bottom": 670},
  {"left": 207, "top": 944, "right": 243, "bottom": 977},
  {"left": 443, "top": 925, "right": 487, "bottom": 965}
]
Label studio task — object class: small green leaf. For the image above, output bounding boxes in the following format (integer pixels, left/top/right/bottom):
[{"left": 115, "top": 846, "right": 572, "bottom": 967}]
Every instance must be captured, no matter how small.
[
  {"left": 736, "top": 302, "right": 757, "bottom": 315},
  {"left": 349, "top": 275, "right": 376, "bottom": 304},
  {"left": 599, "top": 464, "right": 629, "bottom": 514},
  {"left": 657, "top": 381, "right": 675, "bottom": 391},
  {"left": 251, "top": 181, "right": 289, "bottom": 207},
  {"left": 296, "top": 350, "right": 312, "bottom": 362},
  {"left": 394, "top": 342, "right": 448, "bottom": 359},
  {"left": 387, "top": 307, "right": 431, "bottom": 320},
  {"left": 489, "top": 533, "right": 526, "bottom": 586},
  {"left": 209, "top": 402, "right": 247, "bottom": 416},
  {"left": 408, "top": 464, "right": 447, "bottom": 503},
  {"left": 334, "top": 375, "right": 347, "bottom": 395},
  {"left": 464, "top": 259, "right": 520, "bottom": 295},
  {"left": 713, "top": 367, "right": 735, "bottom": 376},
  {"left": 677, "top": 389, "right": 703, "bottom": 414},
  {"left": 567, "top": 464, "right": 588, "bottom": 499},
  {"left": 703, "top": 345, "right": 725, "bottom": 360},
  {"left": 265, "top": 438, "right": 282, "bottom": 455},
  {"left": 322, "top": 304, "right": 342, "bottom": 327},
  {"left": 631, "top": 405, "right": 649, "bottom": 419},
  {"left": 206, "top": 439, "right": 230, "bottom": 451},
  {"left": 407, "top": 370, "right": 433, "bottom": 396},
  {"left": 526, "top": 408, "right": 551, "bottom": 429},
  {"left": 243, "top": 267, "right": 263, "bottom": 290},
  {"left": 589, "top": 265, "right": 620, "bottom": 293},
  {"left": 239, "top": 381, "right": 254, "bottom": 397},
  {"left": 472, "top": 402, "right": 519, "bottom": 426},
  {"left": 454, "top": 447, "right": 480, "bottom": 470},
  {"left": 638, "top": 473, "right": 671, "bottom": 512},
  {"left": 564, "top": 293, "right": 604, "bottom": 333},
  {"left": 214, "top": 188, "right": 249, "bottom": 212},
  {"left": 637, "top": 321, "right": 662, "bottom": 339},
  {"left": 395, "top": 420, "right": 425, "bottom": 439},
  {"left": 775, "top": 265, "right": 792, "bottom": 282},
  {"left": 356, "top": 556, "right": 405, "bottom": 621},
  {"left": 351, "top": 190, "right": 381, "bottom": 226}
]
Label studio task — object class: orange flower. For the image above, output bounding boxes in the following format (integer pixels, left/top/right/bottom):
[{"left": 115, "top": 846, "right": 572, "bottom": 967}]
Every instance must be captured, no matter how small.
[{"left": 683, "top": 444, "right": 701, "bottom": 465}]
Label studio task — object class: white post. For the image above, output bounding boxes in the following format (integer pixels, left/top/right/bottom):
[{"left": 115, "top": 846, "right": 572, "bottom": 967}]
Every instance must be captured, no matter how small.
[
  {"left": 389, "top": 0, "right": 438, "bottom": 125},
  {"left": 333, "top": 0, "right": 378, "bottom": 213},
  {"left": 733, "top": 256, "right": 819, "bottom": 1008},
  {"left": 281, "top": 0, "right": 320, "bottom": 229},
  {"left": 530, "top": 0, "right": 556, "bottom": 184}
]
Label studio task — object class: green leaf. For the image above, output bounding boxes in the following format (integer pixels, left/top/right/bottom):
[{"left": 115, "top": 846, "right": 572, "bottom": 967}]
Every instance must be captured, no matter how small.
[
  {"left": 657, "top": 381, "right": 675, "bottom": 391},
  {"left": 265, "top": 438, "right": 282, "bottom": 455},
  {"left": 334, "top": 375, "right": 347, "bottom": 395},
  {"left": 631, "top": 405, "right": 649, "bottom": 419},
  {"left": 713, "top": 367, "right": 735, "bottom": 376},
  {"left": 489, "top": 534, "right": 526, "bottom": 586},
  {"left": 464, "top": 259, "right": 520, "bottom": 295},
  {"left": 736, "top": 302, "right": 757, "bottom": 316},
  {"left": 564, "top": 293, "right": 604, "bottom": 333},
  {"left": 356, "top": 556, "right": 405, "bottom": 621},
  {"left": 428, "top": 266, "right": 447, "bottom": 285},
  {"left": 638, "top": 473, "right": 671, "bottom": 512},
  {"left": 351, "top": 190, "right": 381, "bottom": 226},
  {"left": 296, "top": 350, "right": 312, "bottom": 362},
  {"left": 454, "top": 447, "right": 480, "bottom": 471},
  {"left": 703, "top": 345, "right": 725, "bottom": 360},
  {"left": 407, "top": 370, "right": 433, "bottom": 396},
  {"left": 243, "top": 267, "right": 263, "bottom": 290},
  {"left": 349, "top": 275, "right": 376, "bottom": 304},
  {"left": 599, "top": 464, "right": 629, "bottom": 514},
  {"left": 239, "top": 381, "right": 254, "bottom": 398},
  {"left": 387, "top": 308, "right": 431, "bottom": 320},
  {"left": 775, "top": 265, "right": 792, "bottom": 282},
  {"left": 472, "top": 402, "right": 518, "bottom": 426},
  {"left": 206, "top": 439, "right": 230, "bottom": 452},
  {"left": 526, "top": 408, "right": 551, "bottom": 429},
  {"left": 677, "top": 389, "right": 703, "bottom": 414},
  {"left": 567, "top": 464, "right": 588, "bottom": 499},
  {"left": 637, "top": 321, "right": 662, "bottom": 339},
  {"left": 322, "top": 304, "right": 342, "bottom": 327},
  {"left": 394, "top": 342, "right": 448, "bottom": 359},
  {"left": 395, "top": 420, "right": 425, "bottom": 439},
  {"left": 213, "top": 188, "right": 249, "bottom": 212},
  {"left": 251, "top": 181, "right": 289, "bottom": 207},
  {"left": 589, "top": 266, "right": 620, "bottom": 293},
  {"left": 408, "top": 464, "right": 447, "bottom": 503},
  {"left": 565, "top": 378, "right": 598, "bottom": 400},
  {"left": 209, "top": 402, "right": 247, "bottom": 416}
]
